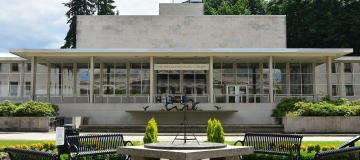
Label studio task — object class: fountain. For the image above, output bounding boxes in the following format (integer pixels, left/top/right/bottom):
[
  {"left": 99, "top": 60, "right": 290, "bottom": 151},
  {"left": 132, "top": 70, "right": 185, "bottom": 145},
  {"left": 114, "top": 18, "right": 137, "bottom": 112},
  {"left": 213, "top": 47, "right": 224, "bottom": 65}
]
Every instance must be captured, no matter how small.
[{"left": 144, "top": 102, "right": 226, "bottom": 150}]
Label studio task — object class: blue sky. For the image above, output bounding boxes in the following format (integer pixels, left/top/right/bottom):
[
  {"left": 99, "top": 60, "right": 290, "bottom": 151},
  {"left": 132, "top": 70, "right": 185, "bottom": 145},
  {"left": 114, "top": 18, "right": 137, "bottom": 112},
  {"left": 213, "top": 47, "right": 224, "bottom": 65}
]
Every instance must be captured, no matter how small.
[{"left": 0, "top": 0, "right": 184, "bottom": 57}]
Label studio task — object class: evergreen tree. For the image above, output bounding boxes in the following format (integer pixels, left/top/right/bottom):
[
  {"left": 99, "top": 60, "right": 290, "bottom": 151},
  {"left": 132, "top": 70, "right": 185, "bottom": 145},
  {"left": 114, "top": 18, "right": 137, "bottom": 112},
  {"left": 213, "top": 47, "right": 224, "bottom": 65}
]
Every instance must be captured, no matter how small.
[
  {"left": 211, "top": 1, "right": 251, "bottom": 15},
  {"left": 116, "top": 8, "right": 119, "bottom": 15},
  {"left": 61, "top": 0, "right": 95, "bottom": 49},
  {"left": 96, "top": 0, "right": 116, "bottom": 15}
]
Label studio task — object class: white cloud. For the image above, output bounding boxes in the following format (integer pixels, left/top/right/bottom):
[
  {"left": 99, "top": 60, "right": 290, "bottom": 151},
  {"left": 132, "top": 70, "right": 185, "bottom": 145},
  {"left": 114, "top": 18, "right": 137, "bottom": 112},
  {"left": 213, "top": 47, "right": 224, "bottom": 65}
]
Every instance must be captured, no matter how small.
[{"left": 0, "top": 0, "right": 186, "bottom": 57}]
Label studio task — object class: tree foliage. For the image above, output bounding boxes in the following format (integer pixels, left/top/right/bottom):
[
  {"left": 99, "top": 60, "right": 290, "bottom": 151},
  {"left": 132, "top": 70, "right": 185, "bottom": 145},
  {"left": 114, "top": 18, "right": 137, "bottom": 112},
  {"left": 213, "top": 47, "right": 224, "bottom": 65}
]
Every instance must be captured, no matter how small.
[
  {"left": 211, "top": 1, "right": 251, "bottom": 15},
  {"left": 143, "top": 118, "right": 158, "bottom": 144},
  {"left": 96, "top": 0, "right": 116, "bottom": 15},
  {"left": 204, "top": 0, "right": 265, "bottom": 15},
  {"left": 206, "top": 118, "right": 225, "bottom": 143},
  {"left": 61, "top": 0, "right": 95, "bottom": 49},
  {"left": 266, "top": 0, "right": 360, "bottom": 56}
]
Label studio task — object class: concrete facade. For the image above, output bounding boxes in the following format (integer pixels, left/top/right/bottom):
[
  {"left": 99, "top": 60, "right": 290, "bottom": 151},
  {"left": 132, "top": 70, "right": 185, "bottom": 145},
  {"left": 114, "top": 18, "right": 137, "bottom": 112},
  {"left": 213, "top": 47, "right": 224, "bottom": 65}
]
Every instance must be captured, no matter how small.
[
  {"left": 0, "top": 117, "right": 55, "bottom": 132},
  {"left": 76, "top": 15, "right": 286, "bottom": 49},
  {"left": 284, "top": 116, "right": 360, "bottom": 133},
  {"left": 159, "top": 3, "right": 204, "bottom": 16}
]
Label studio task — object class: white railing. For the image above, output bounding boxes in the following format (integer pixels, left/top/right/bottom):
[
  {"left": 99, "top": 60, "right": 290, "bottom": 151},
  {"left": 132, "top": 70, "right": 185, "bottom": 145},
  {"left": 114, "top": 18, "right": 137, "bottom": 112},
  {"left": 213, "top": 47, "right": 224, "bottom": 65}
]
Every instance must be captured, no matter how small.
[
  {"left": 153, "top": 94, "right": 209, "bottom": 103},
  {"left": 94, "top": 94, "right": 150, "bottom": 103},
  {"left": 213, "top": 94, "right": 270, "bottom": 103},
  {"left": 274, "top": 94, "right": 330, "bottom": 103}
]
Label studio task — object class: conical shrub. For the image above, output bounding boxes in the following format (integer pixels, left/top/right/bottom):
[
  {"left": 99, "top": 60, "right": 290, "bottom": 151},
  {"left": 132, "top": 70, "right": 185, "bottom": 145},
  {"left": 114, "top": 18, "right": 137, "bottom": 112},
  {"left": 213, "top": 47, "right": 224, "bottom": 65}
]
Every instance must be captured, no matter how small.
[{"left": 143, "top": 118, "right": 158, "bottom": 144}]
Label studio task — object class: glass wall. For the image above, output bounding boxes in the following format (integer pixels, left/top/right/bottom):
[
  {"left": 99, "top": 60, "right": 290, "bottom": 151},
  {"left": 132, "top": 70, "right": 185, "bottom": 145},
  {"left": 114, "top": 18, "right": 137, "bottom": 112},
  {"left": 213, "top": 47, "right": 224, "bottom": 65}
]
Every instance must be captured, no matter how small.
[
  {"left": 156, "top": 63, "right": 180, "bottom": 94},
  {"left": 103, "top": 63, "right": 127, "bottom": 95},
  {"left": 0, "top": 63, "right": 21, "bottom": 97},
  {"left": 213, "top": 63, "right": 233, "bottom": 94},
  {"left": 183, "top": 63, "right": 207, "bottom": 95},
  {"left": 236, "top": 63, "right": 260, "bottom": 94},
  {"left": 35, "top": 63, "right": 48, "bottom": 95},
  {"left": 130, "top": 63, "right": 150, "bottom": 95},
  {"left": 343, "top": 63, "right": 360, "bottom": 96},
  {"left": 76, "top": 63, "right": 89, "bottom": 95},
  {"left": 289, "top": 63, "right": 313, "bottom": 94},
  {"left": 50, "top": 63, "right": 74, "bottom": 95}
]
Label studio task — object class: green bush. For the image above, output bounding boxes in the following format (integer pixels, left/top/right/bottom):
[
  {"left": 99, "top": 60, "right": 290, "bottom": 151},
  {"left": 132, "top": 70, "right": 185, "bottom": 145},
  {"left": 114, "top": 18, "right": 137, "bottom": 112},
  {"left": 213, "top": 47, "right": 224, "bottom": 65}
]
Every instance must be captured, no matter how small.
[
  {"left": 206, "top": 118, "right": 225, "bottom": 143},
  {"left": 143, "top": 118, "right": 158, "bottom": 144},
  {"left": 322, "top": 146, "right": 330, "bottom": 151},
  {"left": 307, "top": 144, "right": 315, "bottom": 153},
  {"left": 314, "top": 143, "right": 321, "bottom": 152},
  {"left": 0, "top": 100, "right": 58, "bottom": 117},
  {"left": 271, "top": 97, "right": 307, "bottom": 117}
]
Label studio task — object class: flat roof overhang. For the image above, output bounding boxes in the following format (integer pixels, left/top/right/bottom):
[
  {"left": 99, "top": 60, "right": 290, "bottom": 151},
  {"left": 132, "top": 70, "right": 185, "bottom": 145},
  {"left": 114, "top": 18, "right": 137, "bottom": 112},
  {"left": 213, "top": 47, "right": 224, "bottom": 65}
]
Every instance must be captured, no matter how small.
[{"left": 9, "top": 48, "right": 353, "bottom": 63}]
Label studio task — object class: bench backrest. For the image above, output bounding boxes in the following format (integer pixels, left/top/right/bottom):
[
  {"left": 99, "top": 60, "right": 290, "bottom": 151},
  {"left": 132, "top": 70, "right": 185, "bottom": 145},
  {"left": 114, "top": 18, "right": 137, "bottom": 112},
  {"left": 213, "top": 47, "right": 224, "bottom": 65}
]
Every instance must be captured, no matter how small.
[
  {"left": 314, "top": 146, "right": 360, "bottom": 160},
  {"left": 339, "top": 135, "right": 360, "bottom": 149},
  {"left": 243, "top": 133, "right": 303, "bottom": 153},
  {"left": 4, "top": 148, "right": 60, "bottom": 160},
  {"left": 67, "top": 133, "right": 125, "bottom": 154}
]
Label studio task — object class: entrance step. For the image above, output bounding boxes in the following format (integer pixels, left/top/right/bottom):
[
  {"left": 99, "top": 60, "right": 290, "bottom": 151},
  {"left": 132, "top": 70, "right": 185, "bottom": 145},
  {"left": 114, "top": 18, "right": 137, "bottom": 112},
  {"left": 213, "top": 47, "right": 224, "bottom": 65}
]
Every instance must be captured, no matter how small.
[{"left": 80, "top": 125, "right": 284, "bottom": 133}]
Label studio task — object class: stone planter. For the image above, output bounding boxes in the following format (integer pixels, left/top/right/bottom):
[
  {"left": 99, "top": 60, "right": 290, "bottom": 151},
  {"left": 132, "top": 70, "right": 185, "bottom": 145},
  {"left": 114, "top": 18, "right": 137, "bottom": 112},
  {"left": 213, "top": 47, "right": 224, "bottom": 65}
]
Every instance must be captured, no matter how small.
[
  {"left": 0, "top": 116, "right": 55, "bottom": 132},
  {"left": 284, "top": 116, "right": 360, "bottom": 133}
]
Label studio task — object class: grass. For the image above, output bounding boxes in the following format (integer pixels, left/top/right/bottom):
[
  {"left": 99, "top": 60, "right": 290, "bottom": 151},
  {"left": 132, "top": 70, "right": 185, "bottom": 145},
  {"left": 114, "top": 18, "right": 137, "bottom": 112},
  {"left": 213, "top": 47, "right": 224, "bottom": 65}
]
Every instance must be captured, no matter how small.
[{"left": 0, "top": 140, "right": 142, "bottom": 147}]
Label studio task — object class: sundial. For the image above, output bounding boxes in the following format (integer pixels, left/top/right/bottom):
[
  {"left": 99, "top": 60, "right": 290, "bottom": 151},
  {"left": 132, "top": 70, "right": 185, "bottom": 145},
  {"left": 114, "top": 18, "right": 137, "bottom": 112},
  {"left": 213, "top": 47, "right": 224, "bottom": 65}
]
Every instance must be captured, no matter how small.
[{"left": 144, "top": 102, "right": 227, "bottom": 150}]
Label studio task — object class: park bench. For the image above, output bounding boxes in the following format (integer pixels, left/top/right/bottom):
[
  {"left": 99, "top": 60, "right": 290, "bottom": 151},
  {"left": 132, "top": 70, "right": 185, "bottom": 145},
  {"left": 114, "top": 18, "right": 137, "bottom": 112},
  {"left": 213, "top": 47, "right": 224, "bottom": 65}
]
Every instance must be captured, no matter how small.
[
  {"left": 314, "top": 146, "right": 360, "bottom": 160},
  {"left": 339, "top": 134, "right": 360, "bottom": 149},
  {"left": 4, "top": 147, "right": 60, "bottom": 160},
  {"left": 67, "top": 133, "right": 134, "bottom": 160},
  {"left": 234, "top": 132, "right": 303, "bottom": 160}
]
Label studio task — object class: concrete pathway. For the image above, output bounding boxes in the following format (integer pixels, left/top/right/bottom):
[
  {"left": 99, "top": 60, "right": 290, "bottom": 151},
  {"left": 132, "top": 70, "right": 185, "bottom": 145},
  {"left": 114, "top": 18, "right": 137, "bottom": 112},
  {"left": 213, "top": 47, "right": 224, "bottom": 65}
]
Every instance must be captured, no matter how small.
[{"left": 0, "top": 132, "right": 357, "bottom": 142}]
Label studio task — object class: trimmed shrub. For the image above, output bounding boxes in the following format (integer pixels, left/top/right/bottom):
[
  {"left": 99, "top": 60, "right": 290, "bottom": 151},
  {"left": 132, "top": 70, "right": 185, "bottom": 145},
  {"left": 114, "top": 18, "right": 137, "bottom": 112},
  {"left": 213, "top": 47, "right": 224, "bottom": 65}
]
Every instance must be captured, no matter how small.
[
  {"left": 206, "top": 118, "right": 225, "bottom": 143},
  {"left": 271, "top": 97, "right": 306, "bottom": 117},
  {"left": 0, "top": 100, "right": 59, "bottom": 117},
  {"left": 207, "top": 119, "right": 213, "bottom": 141},
  {"left": 143, "top": 118, "right": 158, "bottom": 144},
  {"left": 300, "top": 145, "right": 306, "bottom": 152},
  {"left": 322, "top": 146, "right": 330, "bottom": 151},
  {"left": 15, "top": 145, "right": 21, "bottom": 149},
  {"left": 30, "top": 144, "right": 37, "bottom": 150},
  {"left": 0, "top": 146, "right": 5, "bottom": 152},
  {"left": 36, "top": 143, "right": 42, "bottom": 150},
  {"left": 22, "top": 144, "right": 29, "bottom": 150},
  {"left": 314, "top": 143, "right": 321, "bottom": 152},
  {"left": 268, "top": 142, "right": 276, "bottom": 149},
  {"left": 307, "top": 144, "right": 315, "bottom": 153},
  {"left": 330, "top": 145, "right": 336, "bottom": 150}
]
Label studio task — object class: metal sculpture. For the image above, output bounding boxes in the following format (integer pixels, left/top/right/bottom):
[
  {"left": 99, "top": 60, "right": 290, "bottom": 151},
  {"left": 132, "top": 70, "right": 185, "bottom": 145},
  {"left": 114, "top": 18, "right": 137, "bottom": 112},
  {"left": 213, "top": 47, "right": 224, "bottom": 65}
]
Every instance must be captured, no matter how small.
[
  {"left": 143, "top": 106, "right": 149, "bottom": 111},
  {"left": 159, "top": 101, "right": 178, "bottom": 111},
  {"left": 172, "top": 104, "right": 199, "bottom": 144},
  {"left": 214, "top": 106, "right": 221, "bottom": 111}
]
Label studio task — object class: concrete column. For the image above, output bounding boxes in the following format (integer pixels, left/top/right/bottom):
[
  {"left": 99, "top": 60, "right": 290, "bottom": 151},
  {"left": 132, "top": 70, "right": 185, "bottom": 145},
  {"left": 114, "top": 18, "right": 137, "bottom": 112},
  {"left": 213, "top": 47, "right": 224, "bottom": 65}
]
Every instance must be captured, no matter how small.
[
  {"left": 338, "top": 62, "right": 343, "bottom": 97},
  {"left": 90, "top": 56, "right": 94, "bottom": 103},
  {"left": 127, "top": 62, "right": 130, "bottom": 96},
  {"left": 209, "top": 56, "right": 214, "bottom": 103},
  {"left": 269, "top": 56, "right": 273, "bottom": 103},
  {"left": 312, "top": 62, "right": 316, "bottom": 96},
  {"left": 47, "top": 62, "right": 51, "bottom": 102},
  {"left": 30, "top": 57, "right": 36, "bottom": 101},
  {"left": 100, "top": 62, "right": 104, "bottom": 96},
  {"left": 286, "top": 62, "right": 290, "bottom": 95},
  {"left": 260, "top": 62, "right": 263, "bottom": 94},
  {"left": 233, "top": 62, "right": 236, "bottom": 83},
  {"left": 20, "top": 62, "right": 25, "bottom": 98},
  {"left": 150, "top": 56, "right": 154, "bottom": 103},
  {"left": 327, "top": 56, "right": 332, "bottom": 98},
  {"left": 73, "top": 63, "right": 77, "bottom": 98}
]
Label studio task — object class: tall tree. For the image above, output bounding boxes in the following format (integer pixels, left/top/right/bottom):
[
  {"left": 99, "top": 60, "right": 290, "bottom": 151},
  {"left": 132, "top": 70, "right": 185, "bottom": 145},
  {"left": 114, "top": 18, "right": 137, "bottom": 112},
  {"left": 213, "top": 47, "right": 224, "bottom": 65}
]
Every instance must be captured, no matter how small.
[
  {"left": 116, "top": 8, "right": 119, "bottom": 15},
  {"left": 211, "top": 1, "right": 251, "bottom": 15},
  {"left": 204, "top": 0, "right": 265, "bottom": 15},
  {"left": 266, "top": 0, "right": 360, "bottom": 55},
  {"left": 96, "top": 0, "right": 116, "bottom": 15},
  {"left": 61, "top": 0, "right": 95, "bottom": 49}
]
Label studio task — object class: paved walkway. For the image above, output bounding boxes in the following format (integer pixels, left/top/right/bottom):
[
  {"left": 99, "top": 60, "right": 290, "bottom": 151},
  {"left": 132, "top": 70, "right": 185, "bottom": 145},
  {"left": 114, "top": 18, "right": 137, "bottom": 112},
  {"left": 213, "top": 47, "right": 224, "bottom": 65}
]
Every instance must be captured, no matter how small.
[{"left": 0, "top": 132, "right": 357, "bottom": 141}]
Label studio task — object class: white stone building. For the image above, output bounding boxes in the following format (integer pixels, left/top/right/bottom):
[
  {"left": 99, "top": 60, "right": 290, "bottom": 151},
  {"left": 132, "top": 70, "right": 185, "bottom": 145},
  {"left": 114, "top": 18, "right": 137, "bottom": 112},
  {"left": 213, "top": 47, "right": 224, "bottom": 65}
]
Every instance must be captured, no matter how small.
[{"left": 0, "top": 3, "right": 357, "bottom": 132}]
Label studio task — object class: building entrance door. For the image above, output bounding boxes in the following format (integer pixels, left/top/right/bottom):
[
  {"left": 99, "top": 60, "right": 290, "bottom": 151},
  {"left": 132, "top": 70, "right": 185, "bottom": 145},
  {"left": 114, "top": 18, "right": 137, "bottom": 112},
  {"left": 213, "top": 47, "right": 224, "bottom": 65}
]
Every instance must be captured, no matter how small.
[{"left": 227, "top": 85, "right": 248, "bottom": 103}]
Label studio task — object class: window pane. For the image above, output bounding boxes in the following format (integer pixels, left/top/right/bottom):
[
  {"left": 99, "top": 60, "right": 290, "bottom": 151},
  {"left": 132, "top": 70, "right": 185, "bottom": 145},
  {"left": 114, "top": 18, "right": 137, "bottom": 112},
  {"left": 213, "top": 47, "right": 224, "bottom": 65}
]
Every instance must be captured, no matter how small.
[
  {"left": 249, "top": 63, "right": 260, "bottom": 73},
  {"left": 77, "top": 63, "right": 89, "bottom": 73},
  {"left": 222, "top": 63, "right": 233, "bottom": 73},
  {"left": 183, "top": 74, "right": 194, "bottom": 94},
  {"left": 103, "top": 86, "right": 114, "bottom": 94},
  {"left": 10, "top": 63, "right": 20, "bottom": 73},
  {"left": 332, "top": 63, "right": 338, "bottom": 73},
  {"left": 25, "top": 63, "right": 32, "bottom": 73},
  {"left": 115, "top": 74, "right": 126, "bottom": 84},
  {"left": 237, "top": 63, "right": 248, "bottom": 73},
  {"left": 115, "top": 84, "right": 126, "bottom": 94},
  {"left": 274, "top": 63, "right": 286, "bottom": 73},
  {"left": 344, "top": 63, "right": 352, "bottom": 73},
  {"left": 51, "top": 63, "right": 62, "bottom": 73},
  {"left": 236, "top": 74, "right": 248, "bottom": 84},
  {"left": 104, "top": 63, "right": 115, "bottom": 73},
  {"left": 249, "top": 74, "right": 260, "bottom": 84},
  {"left": 332, "top": 85, "right": 338, "bottom": 96},
  {"left": 115, "top": 63, "right": 126, "bottom": 73},
  {"left": 345, "top": 85, "right": 354, "bottom": 96},
  {"left": 302, "top": 85, "right": 313, "bottom": 94},
  {"left": 302, "top": 74, "right": 313, "bottom": 84},
  {"left": 290, "top": 85, "right": 301, "bottom": 94},
  {"left": 130, "top": 63, "right": 141, "bottom": 73},
  {"left": 301, "top": 63, "right": 312, "bottom": 73},
  {"left": 222, "top": 74, "right": 234, "bottom": 84},
  {"left": 274, "top": 84, "right": 287, "bottom": 94},
  {"left": 290, "top": 63, "right": 300, "bottom": 73},
  {"left": 274, "top": 74, "right": 286, "bottom": 85},
  {"left": 290, "top": 74, "right": 301, "bottom": 84}
]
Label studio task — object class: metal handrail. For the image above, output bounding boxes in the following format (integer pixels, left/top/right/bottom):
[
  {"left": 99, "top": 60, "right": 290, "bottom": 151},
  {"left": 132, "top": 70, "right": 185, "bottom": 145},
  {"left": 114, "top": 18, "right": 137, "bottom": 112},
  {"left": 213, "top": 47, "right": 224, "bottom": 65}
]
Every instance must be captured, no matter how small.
[{"left": 213, "top": 94, "right": 269, "bottom": 103}]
